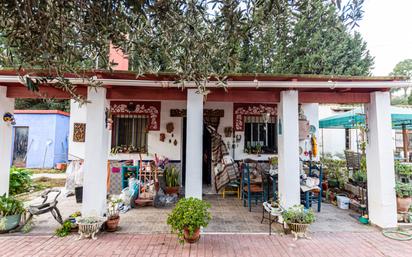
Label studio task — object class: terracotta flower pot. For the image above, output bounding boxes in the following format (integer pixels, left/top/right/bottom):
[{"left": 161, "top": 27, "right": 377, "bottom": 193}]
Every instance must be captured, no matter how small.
[
  {"left": 56, "top": 163, "right": 67, "bottom": 171},
  {"left": 183, "top": 227, "right": 200, "bottom": 243},
  {"left": 396, "top": 197, "right": 412, "bottom": 213},
  {"left": 165, "top": 186, "right": 179, "bottom": 195},
  {"left": 106, "top": 216, "right": 120, "bottom": 232}
]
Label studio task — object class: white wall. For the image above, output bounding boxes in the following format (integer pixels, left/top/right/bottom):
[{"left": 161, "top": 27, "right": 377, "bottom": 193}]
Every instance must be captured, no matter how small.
[
  {"left": 318, "top": 104, "right": 398, "bottom": 158},
  {"left": 300, "top": 103, "right": 320, "bottom": 161},
  {"left": 318, "top": 105, "right": 350, "bottom": 157},
  {"left": 69, "top": 100, "right": 186, "bottom": 161},
  {"left": 68, "top": 100, "right": 87, "bottom": 160},
  {"left": 0, "top": 86, "right": 14, "bottom": 196},
  {"left": 69, "top": 100, "right": 322, "bottom": 162}
]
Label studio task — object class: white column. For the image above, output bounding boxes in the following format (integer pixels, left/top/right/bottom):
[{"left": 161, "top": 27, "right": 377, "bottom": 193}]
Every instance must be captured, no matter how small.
[
  {"left": 365, "top": 91, "right": 397, "bottom": 228},
  {"left": 185, "top": 89, "right": 203, "bottom": 199},
  {"left": 278, "top": 90, "right": 300, "bottom": 208},
  {"left": 82, "top": 87, "right": 109, "bottom": 216},
  {"left": 0, "top": 86, "right": 14, "bottom": 196}
]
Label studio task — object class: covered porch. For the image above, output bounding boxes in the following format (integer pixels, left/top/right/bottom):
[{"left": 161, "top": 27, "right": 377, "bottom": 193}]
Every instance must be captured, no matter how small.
[{"left": 0, "top": 71, "right": 408, "bottom": 229}]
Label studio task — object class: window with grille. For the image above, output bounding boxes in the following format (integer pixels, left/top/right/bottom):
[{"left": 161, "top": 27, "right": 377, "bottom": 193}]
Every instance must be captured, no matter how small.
[
  {"left": 244, "top": 115, "right": 277, "bottom": 154},
  {"left": 112, "top": 114, "right": 149, "bottom": 153}
]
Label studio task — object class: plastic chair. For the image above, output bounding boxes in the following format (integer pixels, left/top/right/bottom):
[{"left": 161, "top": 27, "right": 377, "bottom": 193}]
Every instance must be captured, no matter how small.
[{"left": 27, "top": 188, "right": 63, "bottom": 224}]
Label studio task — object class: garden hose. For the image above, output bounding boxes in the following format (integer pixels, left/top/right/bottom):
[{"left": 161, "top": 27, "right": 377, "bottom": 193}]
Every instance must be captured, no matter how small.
[{"left": 382, "top": 230, "right": 412, "bottom": 241}]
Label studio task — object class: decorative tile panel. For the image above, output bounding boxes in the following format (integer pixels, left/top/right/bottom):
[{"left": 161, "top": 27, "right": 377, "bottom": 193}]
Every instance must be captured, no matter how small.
[
  {"left": 110, "top": 101, "right": 161, "bottom": 130},
  {"left": 73, "top": 123, "right": 86, "bottom": 142},
  {"left": 233, "top": 103, "right": 277, "bottom": 131}
]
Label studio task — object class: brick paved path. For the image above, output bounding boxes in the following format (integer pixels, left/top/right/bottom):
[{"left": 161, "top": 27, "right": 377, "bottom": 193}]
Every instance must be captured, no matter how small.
[{"left": 1, "top": 231, "right": 411, "bottom": 257}]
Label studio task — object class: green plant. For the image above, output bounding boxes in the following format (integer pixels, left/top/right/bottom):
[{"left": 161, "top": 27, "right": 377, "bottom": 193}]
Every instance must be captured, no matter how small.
[
  {"left": 395, "top": 161, "right": 412, "bottom": 177},
  {"left": 107, "top": 198, "right": 122, "bottom": 219},
  {"left": 9, "top": 167, "right": 33, "bottom": 195},
  {"left": 22, "top": 218, "right": 35, "bottom": 234},
  {"left": 395, "top": 182, "right": 412, "bottom": 198},
  {"left": 165, "top": 166, "right": 179, "bottom": 188},
  {"left": 69, "top": 211, "right": 81, "bottom": 218},
  {"left": 353, "top": 170, "right": 367, "bottom": 184},
  {"left": 55, "top": 220, "right": 72, "bottom": 237},
  {"left": 0, "top": 194, "right": 25, "bottom": 217},
  {"left": 167, "top": 197, "right": 211, "bottom": 244},
  {"left": 255, "top": 143, "right": 262, "bottom": 153},
  {"left": 321, "top": 157, "right": 348, "bottom": 189},
  {"left": 282, "top": 205, "right": 315, "bottom": 225},
  {"left": 269, "top": 157, "right": 278, "bottom": 166}
]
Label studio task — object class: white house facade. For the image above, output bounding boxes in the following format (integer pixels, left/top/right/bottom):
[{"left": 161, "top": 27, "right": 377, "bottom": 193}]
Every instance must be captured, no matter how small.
[{"left": 0, "top": 65, "right": 410, "bottom": 228}]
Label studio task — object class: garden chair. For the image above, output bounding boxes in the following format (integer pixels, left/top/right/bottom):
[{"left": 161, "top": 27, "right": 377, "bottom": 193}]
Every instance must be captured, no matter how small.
[
  {"left": 241, "top": 160, "right": 266, "bottom": 212},
  {"left": 8, "top": 189, "right": 63, "bottom": 233},
  {"left": 300, "top": 162, "right": 323, "bottom": 212},
  {"left": 27, "top": 188, "right": 63, "bottom": 224}
]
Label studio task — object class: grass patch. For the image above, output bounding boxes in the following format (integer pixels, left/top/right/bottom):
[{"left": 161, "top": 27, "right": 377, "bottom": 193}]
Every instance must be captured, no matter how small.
[
  {"left": 15, "top": 177, "right": 66, "bottom": 202},
  {"left": 28, "top": 169, "right": 65, "bottom": 174},
  {"left": 33, "top": 177, "right": 66, "bottom": 190}
]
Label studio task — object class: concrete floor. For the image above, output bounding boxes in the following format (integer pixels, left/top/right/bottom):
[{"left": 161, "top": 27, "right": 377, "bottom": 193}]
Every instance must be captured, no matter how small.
[{"left": 24, "top": 188, "right": 375, "bottom": 235}]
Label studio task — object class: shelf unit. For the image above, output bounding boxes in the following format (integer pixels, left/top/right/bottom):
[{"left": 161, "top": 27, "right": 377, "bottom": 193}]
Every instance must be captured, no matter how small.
[{"left": 121, "top": 165, "right": 139, "bottom": 189}]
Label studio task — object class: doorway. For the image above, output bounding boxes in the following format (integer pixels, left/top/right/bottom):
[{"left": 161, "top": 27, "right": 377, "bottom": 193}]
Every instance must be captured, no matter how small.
[
  {"left": 12, "top": 127, "right": 29, "bottom": 167},
  {"left": 202, "top": 125, "right": 212, "bottom": 185},
  {"left": 181, "top": 119, "right": 213, "bottom": 188}
]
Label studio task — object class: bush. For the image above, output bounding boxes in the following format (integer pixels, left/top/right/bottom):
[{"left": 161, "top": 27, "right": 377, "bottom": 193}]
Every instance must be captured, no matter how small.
[
  {"left": 55, "top": 220, "right": 73, "bottom": 237},
  {"left": 395, "top": 161, "right": 412, "bottom": 177},
  {"left": 9, "top": 167, "right": 33, "bottom": 195},
  {"left": 282, "top": 205, "right": 315, "bottom": 225},
  {"left": 321, "top": 157, "right": 348, "bottom": 189},
  {"left": 0, "top": 194, "right": 25, "bottom": 216},
  {"left": 395, "top": 182, "right": 412, "bottom": 198},
  {"left": 167, "top": 197, "right": 211, "bottom": 243}
]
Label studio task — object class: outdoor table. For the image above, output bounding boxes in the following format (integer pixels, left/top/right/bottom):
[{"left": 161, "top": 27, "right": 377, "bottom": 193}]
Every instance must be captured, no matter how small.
[{"left": 261, "top": 202, "right": 283, "bottom": 235}]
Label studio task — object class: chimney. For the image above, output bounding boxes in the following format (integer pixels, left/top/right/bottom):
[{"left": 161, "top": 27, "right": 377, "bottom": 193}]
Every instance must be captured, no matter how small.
[{"left": 109, "top": 42, "right": 129, "bottom": 71}]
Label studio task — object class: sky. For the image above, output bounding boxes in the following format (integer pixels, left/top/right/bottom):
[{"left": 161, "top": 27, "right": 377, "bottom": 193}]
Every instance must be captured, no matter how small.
[{"left": 358, "top": 0, "right": 412, "bottom": 76}]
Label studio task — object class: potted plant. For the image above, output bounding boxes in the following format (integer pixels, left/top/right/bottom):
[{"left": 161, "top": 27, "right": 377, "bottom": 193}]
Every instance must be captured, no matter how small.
[
  {"left": 76, "top": 216, "right": 105, "bottom": 240},
  {"left": 165, "top": 166, "right": 179, "bottom": 195},
  {"left": 68, "top": 211, "right": 81, "bottom": 232},
  {"left": 167, "top": 197, "right": 211, "bottom": 244},
  {"left": 106, "top": 198, "right": 122, "bottom": 232},
  {"left": 282, "top": 205, "right": 315, "bottom": 240},
  {"left": 0, "top": 194, "right": 25, "bottom": 232},
  {"left": 395, "top": 182, "right": 412, "bottom": 212}
]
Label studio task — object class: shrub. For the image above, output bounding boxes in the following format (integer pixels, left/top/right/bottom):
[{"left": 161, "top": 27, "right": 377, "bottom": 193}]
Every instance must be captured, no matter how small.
[
  {"left": 9, "top": 167, "right": 33, "bottom": 195},
  {"left": 0, "top": 194, "right": 25, "bottom": 217},
  {"left": 395, "top": 161, "right": 412, "bottom": 177},
  {"left": 55, "top": 220, "right": 73, "bottom": 237},
  {"left": 321, "top": 157, "right": 348, "bottom": 189},
  {"left": 395, "top": 182, "right": 412, "bottom": 198},
  {"left": 282, "top": 205, "right": 315, "bottom": 224},
  {"left": 167, "top": 197, "right": 211, "bottom": 243}
]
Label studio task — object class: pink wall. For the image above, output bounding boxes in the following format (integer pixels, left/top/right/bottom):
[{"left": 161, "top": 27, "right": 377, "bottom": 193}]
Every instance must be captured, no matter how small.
[{"left": 109, "top": 43, "right": 129, "bottom": 71}]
